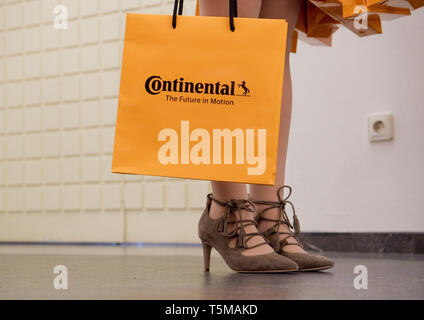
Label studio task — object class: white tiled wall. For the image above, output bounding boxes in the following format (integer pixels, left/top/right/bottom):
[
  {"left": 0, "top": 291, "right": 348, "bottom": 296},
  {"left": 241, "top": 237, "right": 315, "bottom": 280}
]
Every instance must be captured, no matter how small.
[{"left": 0, "top": 0, "right": 207, "bottom": 242}]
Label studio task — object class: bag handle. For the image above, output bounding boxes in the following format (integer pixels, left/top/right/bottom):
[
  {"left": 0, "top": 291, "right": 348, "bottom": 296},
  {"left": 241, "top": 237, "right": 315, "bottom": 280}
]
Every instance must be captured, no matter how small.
[{"left": 172, "top": 0, "right": 238, "bottom": 32}]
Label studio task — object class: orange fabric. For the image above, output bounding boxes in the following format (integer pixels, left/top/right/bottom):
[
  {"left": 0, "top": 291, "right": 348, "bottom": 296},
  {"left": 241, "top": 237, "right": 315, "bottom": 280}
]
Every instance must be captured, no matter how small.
[
  {"left": 296, "top": 0, "right": 422, "bottom": 50},
  {"left": 195, "top": 0, "right": 423, "bottom": 52}
]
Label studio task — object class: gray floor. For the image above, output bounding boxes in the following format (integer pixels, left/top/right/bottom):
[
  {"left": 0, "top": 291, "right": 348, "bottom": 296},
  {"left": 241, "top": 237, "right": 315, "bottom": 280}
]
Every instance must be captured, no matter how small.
[{"left": 0, "top": 245, "right": 423, "bottom": 299}]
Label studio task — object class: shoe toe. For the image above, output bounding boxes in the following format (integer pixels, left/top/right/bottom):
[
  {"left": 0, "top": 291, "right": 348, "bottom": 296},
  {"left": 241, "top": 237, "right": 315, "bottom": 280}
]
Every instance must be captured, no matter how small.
[
  {"left": 265, "top": 253, "right": 298, "bottom": 272},
  {"left": 282, "top": 252, "right": 334, "bottom": 271},
  {"left": 232, "top": 252, "right": 298, "bottom": 273}
]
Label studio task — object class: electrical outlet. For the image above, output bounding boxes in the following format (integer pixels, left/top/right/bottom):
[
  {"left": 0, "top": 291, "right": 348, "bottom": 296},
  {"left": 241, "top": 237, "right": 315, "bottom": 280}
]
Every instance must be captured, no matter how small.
[{"left": 367, "top": 113, "right": 394, "bottom": 142}]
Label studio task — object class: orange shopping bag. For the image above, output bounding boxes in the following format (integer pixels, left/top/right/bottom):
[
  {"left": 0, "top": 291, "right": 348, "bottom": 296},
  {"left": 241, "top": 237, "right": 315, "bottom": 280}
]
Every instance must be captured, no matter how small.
[{"left": 112, "top": 0, "right": 288, "bottom": 185}]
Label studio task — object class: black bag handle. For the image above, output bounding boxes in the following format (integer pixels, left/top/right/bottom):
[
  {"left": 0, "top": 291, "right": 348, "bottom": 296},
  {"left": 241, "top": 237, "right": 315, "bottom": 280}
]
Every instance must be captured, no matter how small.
[{"left": 172, "top": 0, "right": 238, "bottom": 32}]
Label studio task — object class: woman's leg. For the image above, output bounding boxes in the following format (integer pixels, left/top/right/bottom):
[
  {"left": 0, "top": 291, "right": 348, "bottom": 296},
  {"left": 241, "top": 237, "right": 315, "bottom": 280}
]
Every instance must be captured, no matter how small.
[
  {"left": 249, "top": 0, "right": 305, "bottom": 253},
  {"left": 199, "top": 0, "right": 274, "bottom": 256},
  {"left": 199, "top": 0, "right": 262, "bottom": 17}
]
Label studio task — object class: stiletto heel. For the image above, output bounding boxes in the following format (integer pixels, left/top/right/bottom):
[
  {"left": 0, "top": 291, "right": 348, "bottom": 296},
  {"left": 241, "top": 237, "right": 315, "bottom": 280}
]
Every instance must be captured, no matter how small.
[
  {"left": 198, "top": 193, "right": 298, "bottom": 273},
  {"left": 202, "top": 242, "right": 212, "bottom": 272}
]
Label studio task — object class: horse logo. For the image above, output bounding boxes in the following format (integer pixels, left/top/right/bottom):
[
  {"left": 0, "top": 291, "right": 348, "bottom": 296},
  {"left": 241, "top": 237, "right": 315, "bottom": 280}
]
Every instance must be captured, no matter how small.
[{"left": 238, "top": 81, "right": 250, "bottom": 96}]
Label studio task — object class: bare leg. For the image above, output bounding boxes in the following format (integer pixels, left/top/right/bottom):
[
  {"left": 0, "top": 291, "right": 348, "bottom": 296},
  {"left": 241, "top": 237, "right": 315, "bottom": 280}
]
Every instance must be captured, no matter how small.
[
  {"left": 199, "top": 0, "right": 273, "bottom": 256},
  {"left": 199, "top": 0, "right": 262, "bottom": 17},
  {"left": 249, "top": 0, "right": 306, "bottom": 253}
]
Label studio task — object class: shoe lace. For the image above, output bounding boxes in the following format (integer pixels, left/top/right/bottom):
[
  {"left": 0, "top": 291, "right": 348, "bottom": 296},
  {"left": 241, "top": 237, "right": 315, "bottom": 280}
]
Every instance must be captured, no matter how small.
[
  {"left": 207, "top": 194, "right": 269, "bottom": 249},
  {"left": 251, "top": 185, "right": 302, "bottom": 252}
]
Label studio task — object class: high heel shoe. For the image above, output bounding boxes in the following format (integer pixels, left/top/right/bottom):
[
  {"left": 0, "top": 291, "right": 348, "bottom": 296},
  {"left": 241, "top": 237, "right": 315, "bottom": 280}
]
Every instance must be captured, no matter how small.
[
  {"left": 249, "top": 186, "right": 334, "bottom": 272},
  {"left": 198, "top": 193, "right": 299, "bottom": 273}
]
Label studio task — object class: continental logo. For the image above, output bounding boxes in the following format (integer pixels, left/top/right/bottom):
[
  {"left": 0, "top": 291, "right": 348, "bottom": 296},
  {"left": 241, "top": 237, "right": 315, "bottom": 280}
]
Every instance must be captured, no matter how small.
[{"left": 145, "top": 76, "right": 251, "bottom": 97}]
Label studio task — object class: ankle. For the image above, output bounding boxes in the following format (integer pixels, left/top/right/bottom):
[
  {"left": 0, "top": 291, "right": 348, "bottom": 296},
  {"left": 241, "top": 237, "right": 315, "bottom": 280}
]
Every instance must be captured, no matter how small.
[
  {"left": 249, "top": 194, "right": 279, "bottom": 212},
  {"left": 209, "top": 201, "right": 224, "bottom": 219},
  {"left": 208, "top": 194, "right": 249, "bottom": 219},
  {"left": 251, "top": 206, "right": 282, "bottom": 236},
  {"left": 254, "top": 203, "right": 280, "bottom": 222}
]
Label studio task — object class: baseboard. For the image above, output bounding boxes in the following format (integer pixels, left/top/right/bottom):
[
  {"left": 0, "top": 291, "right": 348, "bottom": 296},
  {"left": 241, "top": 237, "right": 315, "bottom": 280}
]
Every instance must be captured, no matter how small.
[
  {"left": 0, "top": 232, "right": 423, "bottom": 254},
  {"left": 298, "top": 232, "right": 424, "bottom": 254}
]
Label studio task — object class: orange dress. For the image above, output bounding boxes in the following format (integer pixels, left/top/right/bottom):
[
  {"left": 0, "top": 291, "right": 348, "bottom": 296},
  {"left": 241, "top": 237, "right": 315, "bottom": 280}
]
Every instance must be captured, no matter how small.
[{"left": 195, "top": 0, "right": 424, "bottom": 53}]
